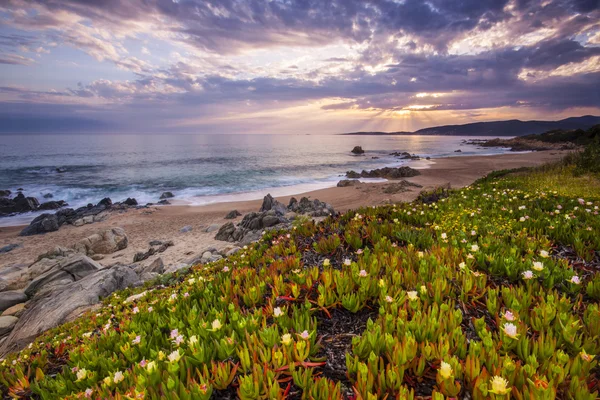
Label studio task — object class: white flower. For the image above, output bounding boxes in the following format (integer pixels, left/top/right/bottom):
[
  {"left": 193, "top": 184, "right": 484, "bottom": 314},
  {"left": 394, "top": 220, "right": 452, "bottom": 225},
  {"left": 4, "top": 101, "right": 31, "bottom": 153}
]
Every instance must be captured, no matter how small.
[
  {"left": 385, "top": 295, "right": 393, "bottom": 303},
  {"left": 407, "top": 291, "right": 418, "bottom": 301},
  {"left": 439, "top": 361, "right": 453, "bottom": 379},
  {"left": 519, "top": 217, "right": 525, "bottom": 222},
  {"left": 532, "top": 261, "right": 543, "bottom": 271},
  {"left": 273, "top": 307, "right": 284, "bottom": 318},
  {"left": 489, "top": 376, "right": 510, "bottom": 395},
  {"left": 344, "top": 258, "right": 352, "bottom": 266},
  {"left": 76, "top": 368, "right": 88, "bottom": 381},
  {"left": 570, "top": 275, "right": 581, "bottom": 284},
  {"left": 189, "top": 335, "right": 198, "bottom": 345},
  {"left": 471, "top": 244, "right": 479, "bottom": 252},
  {"left": 113, "top": 371, "right": 124, "bottom": 384},
  {"left": 147, "top": 306, "right": 153, "bottom": 312},
  {"left": 212, "top": 319, "right": 222, "bottom": 331},
  {"left": 84, "top": 388, "right": 93, "bottom": 398},
  {"left": 168, "top": 350, "right": 182, "bottom": 363},
  {"left": 359, "top": 269, "right": 368, "bottom": 277},
  {"left": 522, "top": 270, "right": 534, "bottom": 280},
  {"left": 458, "top": 262, "right": 466, "bottom": 270},
  {"left": 539, "top": 250, "right": 549, "bottom": 258},
  {"left": 132, "top": 306, "right": 139, "bottom": 314},
  {"left": 441, "top": 233, "right": 447, "bottom": 239},
  {"left": 471, "top": 230, "right": 477, "bottom": 236},
  {"left": 502, "top": 323, "right": 518, "bottom": 339},
  {"left": 281, "top": 333, "right": 292, "bottom": 345},
  {"left": 223, "top": 266, "right": 229, "bottom": 272},
  {"left": 300, "top": 330, "right": 310, "bottom": 340}
]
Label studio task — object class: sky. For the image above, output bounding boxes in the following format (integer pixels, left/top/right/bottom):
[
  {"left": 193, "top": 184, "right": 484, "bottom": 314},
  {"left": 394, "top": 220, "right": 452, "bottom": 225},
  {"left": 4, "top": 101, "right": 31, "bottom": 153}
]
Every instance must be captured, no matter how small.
[{"left": 0, "top": 0, "right": 599, "bottom": 134}]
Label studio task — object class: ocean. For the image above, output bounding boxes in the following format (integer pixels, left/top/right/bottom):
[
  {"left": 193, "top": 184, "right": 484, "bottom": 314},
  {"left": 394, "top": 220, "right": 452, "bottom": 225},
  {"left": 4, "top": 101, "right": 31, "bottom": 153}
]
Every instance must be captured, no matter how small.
[{"left": 0, "top": 134, "right": 510, "bottom": 226}]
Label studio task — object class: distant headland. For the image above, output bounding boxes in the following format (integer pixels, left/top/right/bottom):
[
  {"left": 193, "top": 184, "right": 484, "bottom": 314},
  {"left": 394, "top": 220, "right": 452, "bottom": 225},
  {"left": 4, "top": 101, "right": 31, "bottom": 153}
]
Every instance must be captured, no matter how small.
[{"left": 341, "top": 115, "right": 600, "bottom": 137}]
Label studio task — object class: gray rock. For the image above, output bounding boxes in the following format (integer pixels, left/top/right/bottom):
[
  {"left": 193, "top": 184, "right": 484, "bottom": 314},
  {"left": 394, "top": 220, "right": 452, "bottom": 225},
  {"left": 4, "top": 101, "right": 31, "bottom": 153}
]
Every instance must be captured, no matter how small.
[
  {"left": 149, "top": 240, "right": 163, "bottom": 246},
  {"left": 24, "top": 255, "right": 102, "bottom": 298},
  {"left": 72, "top": 227, "right": 128, "bottom": 256},
  {"left": 383, "top": 180, "right": 423, "bottom": 194},
  {"left": 0, "top": 244, "right": 19, "bottom": 254},
  {"left": 262, "top": 215, "right": 281, "bottom": 227},
  {"left": 180, "top": 225, "right": 193, "bottom": 233},
  {"left": 38, "top": 200, "right": 67, "bottom": 211},
  {"left": 19, "top": 214, "right": 60, "bottom": 236},
  {"left": 225, "top": 247, "right": 241, "bottom": 256},
  {"left": 284, "top": 212, "right": 297, "bottom": 220},
  {"left": 215, "top": 222, "right": 236, "bottom": 241},
  {"left": 0, "top": 291, "right": 28, "bottom": 313},
  {"left": 159, "top": 192, "right": 174, "bottom": 199},
  {"left": 0, "top": 265, "right": 30, "bottom": 291},
  {"left": 0, "top": 316, "right": 18, "bottom": 336},
  {"left": 205, "top": 223, "right": 221, "bottom": 233},
  {"left": 135, "top": 257, "right": 164, "bottom": 276},
  {"left": 224, "top": 210, "right": 242, "bottom": 219},
  {"left": 43, "top": 193, "right": 53, "bottom": 199},
  {"left": 123, "top": 198, "right": 138, "bottom": 206},
  {"left": 202, "top": 251, "right": 213, "bottom": 260},
  {"left": 260, "top": 194, "right": 287, "bottom": 216},
  {"left": 0, "top": 190, "right": 11, "bottom": 198},
  {"left": 0, "top": 266, "right": 140, "bottom": 355}
]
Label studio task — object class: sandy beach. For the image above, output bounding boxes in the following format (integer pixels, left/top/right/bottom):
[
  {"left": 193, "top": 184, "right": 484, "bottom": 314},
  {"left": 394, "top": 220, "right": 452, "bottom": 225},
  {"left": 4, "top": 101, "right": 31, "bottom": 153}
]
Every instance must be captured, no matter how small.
[{"left": 0, "top": 151, "right": 567, "bottom": 272}]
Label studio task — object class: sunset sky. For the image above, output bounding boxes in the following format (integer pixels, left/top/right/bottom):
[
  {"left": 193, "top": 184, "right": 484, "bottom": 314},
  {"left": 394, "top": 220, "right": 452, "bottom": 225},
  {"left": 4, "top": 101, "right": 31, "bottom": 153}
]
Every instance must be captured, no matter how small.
[{"left": 0, "top": 0, "right": 599, "bottom": 134}]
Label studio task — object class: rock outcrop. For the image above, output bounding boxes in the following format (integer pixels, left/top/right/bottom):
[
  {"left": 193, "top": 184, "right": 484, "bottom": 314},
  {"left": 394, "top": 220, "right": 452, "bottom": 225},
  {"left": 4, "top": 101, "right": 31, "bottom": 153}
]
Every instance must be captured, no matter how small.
[
  {"left": 337, "top": 179, "right": 360, "bottom": 187},
  {"left": 0, "top": 266, "right": 140, "bottom": 356},
  {"left": 351, "top": 146, "right": 365, "bottom": 154},
  {"left": 160, "top": 192, "right": 174, "bottom": 199},
  {"left": 382, "top": 180, "right": 423, "bottom": 194},
  {"left": 224, "top": 210, "right": 242, "bottom": 219},
  {"left": 346, "top": 166, "right": 420, "bottom": 179}
]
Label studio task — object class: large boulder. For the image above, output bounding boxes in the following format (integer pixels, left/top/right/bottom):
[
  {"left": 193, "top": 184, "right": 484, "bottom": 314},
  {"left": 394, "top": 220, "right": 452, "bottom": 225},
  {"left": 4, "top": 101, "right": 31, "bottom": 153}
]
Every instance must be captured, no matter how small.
[
  {"left": 159, "top": 192, "right": 174, "bottom": 199},
  {"left": 215, "top": 222, "right": 236, "bottom": 242},
  {"left": 24, "top": 255, "right": 102, "bottom": 298},
  {"left": 0, "top": 266, "right": 140, "bottom": 355},
  {"left": 123, "top": 198, "right": 138, "bottom": 206},
  {"left": 0, "top": 265, "right": 30, "bottom": 291},
  {"left": 0, "top": 291, "right": 28, "bottom": 313},
  {"left": 37, "top": 200, "right": 67, "bottom": 211},
  {"left": 72, "top": 227, "right": 128, "bottom": 256},
  {"left": 19, "top": 214, "right": 60, "bottom": 236},
  {"left": 260, "top": 194, "right": 287, "bottom": 216}
]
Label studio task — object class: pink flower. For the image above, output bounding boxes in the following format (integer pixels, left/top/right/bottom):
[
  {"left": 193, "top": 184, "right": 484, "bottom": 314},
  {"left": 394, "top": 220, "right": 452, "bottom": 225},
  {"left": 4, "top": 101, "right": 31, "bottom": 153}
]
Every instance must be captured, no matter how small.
[
  {"left": 300, "top": 330, "right": 310, "bottom": 340},
  {"left": 132, "top": 335, "right": 141, "bottom": 345},
  {"left": 148, "top": 306, "right": 153, "bottom": 312},
  {"left": 170, "top": 329, "right": 179, "bottom": 339},
  {"left": 570, "top": 275, "right": 581, "bottom": 284},
  {"left": 359, "top": 269, "right": 368, "bottom": 277},
  {"left": 356, "top": 249, "right": 363, "bottom": 254},
  {"left": 132, "top": 306, "right": 139, "bottom": 314},
  {"left": 139, "top": 359, "right": 147, "bottom": 368},
  {"left": 183, "top": 292, "right": 190, "bottom": 298},
  {"left": 503, "top": 311, "right": 515, "bottom": 321},
  {"left": 223, "top": 266, "right": 230, "bottom": 272}
]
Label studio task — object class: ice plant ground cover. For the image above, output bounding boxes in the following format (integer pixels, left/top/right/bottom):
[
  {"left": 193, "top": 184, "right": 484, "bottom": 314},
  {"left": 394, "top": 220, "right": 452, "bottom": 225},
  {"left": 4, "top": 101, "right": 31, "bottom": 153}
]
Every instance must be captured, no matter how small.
[{"left": 1, "top": 158, "right": 600, "bottom": 399}]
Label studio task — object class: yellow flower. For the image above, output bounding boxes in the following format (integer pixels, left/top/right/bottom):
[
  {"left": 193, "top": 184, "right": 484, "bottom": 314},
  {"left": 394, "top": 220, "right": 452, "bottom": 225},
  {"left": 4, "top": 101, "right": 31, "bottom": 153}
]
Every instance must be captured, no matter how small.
[
  {"left": 420, "top": 285, "right": 427, "bottom": 294},
  {"left": 407, "top": 291, "right": 418, "bottom": 301},
  {"left": 489, "top": 376, "right": 510, "bottom": 395},
  {"left": 439, "top": 361, "right": 453, "bottom": 379},
  {"left": 103, "top": 376, "right": 112, "bottom": 386},
  {"left": 532, "top": 261, "right": 543, "bottom": 271},
  {"left": 158, "top": 351, "right": 165, "bottom": 360},
  {"left": 323, "top": 259, "right": 331, "bottom": 267}
]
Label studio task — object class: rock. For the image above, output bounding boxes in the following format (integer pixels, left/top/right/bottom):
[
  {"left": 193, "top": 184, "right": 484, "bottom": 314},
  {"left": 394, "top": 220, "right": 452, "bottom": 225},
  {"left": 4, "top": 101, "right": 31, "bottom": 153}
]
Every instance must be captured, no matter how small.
[
  {"left": 0, "top": 266, "right": 140, "bottom": 355},
  {"left": 98, "top": 197, "right": 112, "bottom": 207},
  {"left": 24, "top": 255, "right": 103, "bottom": 298},
  {"left": 1, "top": 303, "right": 26, "bottom": 317},
  {"left": 454, "top": 149, "right": 462, "bottom": 152},
  {"left": 91, "top": 254, "right": 105, "bottom": 261},
  {"left": 180, "top": 225, "right": 193, "bottom": 233},
  {"left": 284, "top": 211, "right": 297, "bottom": 220},
  {"left": 0, "top": 190, "right": 11, "bottom": 197},
  {"left": 287, "top": 197, "right": 334, "bottom": 217},
  {"left": 382, "top": 180, "right": 423, "bottom": 194},
  {"left": 0, "top": 291, "right": 28, "bottom": 313},
  {"left": 123, "top": 198, "right": 138, "bottom": 206},
  {"left": 202, "top": 251, "right": 213, "bottom": 260},
  {"left": 337, "top": 179, "right": 360, "bottom": 187},
  {"left": 345, "top": 166, "right": 420, "bottom": 180},
  {"left": 215, "top": 222, "right": 236, "bottom": 241},
  {"left": 205, "top": 223, "right": 221, "bottom": 233},
  {"left": 225, "top": 210, "right": 242, "bottom": 219},
  {"left": 0, "top": 193, "right": 40, "bottom": 216},
  {"left": 159, "top": 192, "right": 174, "bottom": 199},
  {"left": 157, "top": 241, "right": 174, "bottom": 253},
  {"left": 43, "top": 193, "right": 53, "bottom": 199},
  {"left": 134, "top": 248, "right": 155, "bottom": 263},
  {"left": 135, "top": 257, "right": 165, "bottom": 277},
  {"left": 351, "top": 146, "right": 365, "bottom": 154},
  {"left": 0, "top": 316, "right": 18, "bottom": 336},
  {"left": 260, "top": 194, "right": 287, "bottom": 215},
  {"left": 0, "top": 264, "right": 30, "bottom": 291},
  {"left": 37, "top": 200, "right": 67, "bottom": 210},
  {"left": 157, "top": 199, "right": 170, "bottom": 205},
  {"left": 0, "top": 244, "right": 19, "bottom": 254},
  {"left": 149, "top": 240, "right": 163, "bottom": 246},
  {"left": 262, "top": 215, "right": 281, "bottom": 227},
  {"left": 55, "top": 167, "right": 67, "bottom": 173},
  {"left": 72, "top": 227, "right": 128, "bottom": 255},
  {"left": 19, "top": 214, "right": 60, "bottom": 236},
  {"left": 36, "top": 246, "right": 76, "bottom": 261},
  {"left": 426, "top": 157, "right": 431, "bottom": 160},
  {"left": 225, "top": 247, "right": 241, "bottom": 256}
]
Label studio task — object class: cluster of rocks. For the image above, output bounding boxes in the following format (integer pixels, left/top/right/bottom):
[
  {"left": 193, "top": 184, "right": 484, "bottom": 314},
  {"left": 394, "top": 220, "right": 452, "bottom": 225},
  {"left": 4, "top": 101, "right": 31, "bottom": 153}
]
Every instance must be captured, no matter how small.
[
  {"left": 133, "top": 240, "right": 174, "bottom": 262},
  {"left": 215, "top": 194, "right": 334, "bottom": 244},
  {"left": 0, "top": 191, "right": 69, "bottom": 217},
  {"left": 382, "top": 180, "right": 423, "bottom": 194},
  {"left": 390, "top": 151, "right": 422, "bottom": 160},
  {"left": 346, "top": 166, "right": 421, "bottom": 180},
  {"left": 19, "top": 197, "right": 142, "bottom": 236}
]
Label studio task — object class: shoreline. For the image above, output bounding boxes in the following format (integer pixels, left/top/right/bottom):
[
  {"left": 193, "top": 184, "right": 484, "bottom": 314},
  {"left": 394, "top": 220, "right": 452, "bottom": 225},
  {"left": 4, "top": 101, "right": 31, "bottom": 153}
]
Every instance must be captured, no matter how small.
[{"left": 0, "top": 151, "right": 568, "bottom": 272}]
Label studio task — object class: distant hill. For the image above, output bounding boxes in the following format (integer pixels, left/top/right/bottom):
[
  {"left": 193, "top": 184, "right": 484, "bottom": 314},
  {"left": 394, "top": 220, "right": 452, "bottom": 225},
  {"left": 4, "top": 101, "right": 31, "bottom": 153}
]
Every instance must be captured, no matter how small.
[{"left": 342, "top": 115, "right": 600, "bottom": 136}]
